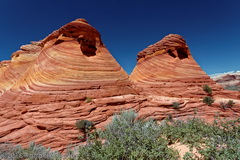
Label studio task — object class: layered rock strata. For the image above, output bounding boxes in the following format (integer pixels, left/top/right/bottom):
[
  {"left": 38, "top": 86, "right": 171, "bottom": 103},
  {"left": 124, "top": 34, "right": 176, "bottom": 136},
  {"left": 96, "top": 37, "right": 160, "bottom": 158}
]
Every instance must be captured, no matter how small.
[
  {"left": 0, "top": 19, "right": 136, "bottom": 104},
  {"left": 130, "top": 34, "right": 238, "bottom": 99},
  {"left": 0, "top": 21, "right": 239, "bottom": 152},
  {"left": 0, "top": 42, "right": 41, "bottom": 95},
  {"left": 0, "top": 19, "right": 137, "bottom": 151}
]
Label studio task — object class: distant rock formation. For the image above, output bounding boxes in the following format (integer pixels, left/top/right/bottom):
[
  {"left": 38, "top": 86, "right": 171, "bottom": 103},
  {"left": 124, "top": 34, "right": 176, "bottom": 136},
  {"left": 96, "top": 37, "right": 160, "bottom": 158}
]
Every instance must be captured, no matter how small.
[
  {"left": 211, "top": 71, "right": 240, "bottom": 91},
  {"left": 0, "top": 20, "right": 239, "bottom": 152}
]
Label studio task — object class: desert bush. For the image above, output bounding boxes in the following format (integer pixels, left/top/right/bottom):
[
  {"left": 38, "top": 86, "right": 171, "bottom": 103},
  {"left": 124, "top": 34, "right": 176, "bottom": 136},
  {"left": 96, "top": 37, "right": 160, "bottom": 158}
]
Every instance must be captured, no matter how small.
[
  {"left": 76, "top": 120, "right": 94, "bottom": 132},
  {"left": 198, "top": 119, "right": 240, "bottom": 159},
  {"left": 167, "top": 114, "right": 173, "bottom": 121},
  {"left": 227, "top": 100, "right": 235, "bottom": 108},
  {"left": 220, "top": 100, "right": 235, "bottom": 110},
  {"left": 76, "top": 120, "right": 94, "bottom": 141},
  {"left": 220, "top": 101, "right": 228, "bottom": 110},
  {"left": 183, "top": 152, "right": 195, "bottom": 160},
  {"left": 203, "top": 96, "right": 214, "bottom": 106},
  {"left": 77, "top": 110, "right": 179, "bottom": 160},
  {"left": 172, "top": 102, "right": 180, "bottom": 109},
  {"left": 161, "top": 118, "right": 213, "bottom": 147},
  {"left": 162, "top": 116, "right": 240, "bottom": 159},
  {"left": 85, "top": 97, "right": 92, "bottom": 103},
  {"left": 76, "top": 111, "right": 240, "bottom": 159},
  {"left": 203, "top": 84, "right": 212, "bottom": 95},
  {"left": 0, "top": 142, "right": 61, "bottom": 160},
  {"left": 64, "top": 145, "right": 79, "bottom": 160}
]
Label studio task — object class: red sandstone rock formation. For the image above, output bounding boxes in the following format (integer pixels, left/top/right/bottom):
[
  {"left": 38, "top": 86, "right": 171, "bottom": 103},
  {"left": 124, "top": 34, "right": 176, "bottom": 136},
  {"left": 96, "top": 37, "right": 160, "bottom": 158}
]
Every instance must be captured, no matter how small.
[
  {"left": 0, "top": 20, "right": 239, "bottom": 152},
  {"left": 0, "top": 19, "right": 137, "bottom": 151},
  {"left": 0, "top": 42, "right": 42, "bottom": 95},
  {"left": 0, "top": 19, "right": 135, "bottom": 102},
  {"left": 0, "top": 60, "right": 10, "bottom": 75},
  {"left": 130, "top": 34, "right": 239, "bottom": 99}
]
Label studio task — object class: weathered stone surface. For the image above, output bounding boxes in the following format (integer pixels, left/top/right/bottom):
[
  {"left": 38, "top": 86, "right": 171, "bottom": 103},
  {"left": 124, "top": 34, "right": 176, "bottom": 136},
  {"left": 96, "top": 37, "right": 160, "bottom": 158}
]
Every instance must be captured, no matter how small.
[
  {"left": 0, "top": 19, "right": 135, "bottom": 101},
  {"left": 130, "top": 34, "right": 239, "bottom": 99},
  {"left": 0, "top": 21, "right": 239, "bottom": 152},
  {"left": 0, "top": 42, "right": 41, "bottom": 95},
  {"left": 0, "top": 19, "right": 137, "bottom": 151}
]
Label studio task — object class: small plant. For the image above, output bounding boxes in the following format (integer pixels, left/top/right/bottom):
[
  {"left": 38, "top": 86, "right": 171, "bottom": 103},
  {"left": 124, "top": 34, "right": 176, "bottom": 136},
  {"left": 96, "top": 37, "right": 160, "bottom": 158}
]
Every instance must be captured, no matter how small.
[
  {"left": 85, "top": 97, "right": 92, "bottom": 103},
  {"left": 167, "top": 114, "right": 173, "bottom": 121},
  {"left": 220, "top": 100, "right": 235, "bottom": 110},
  {"left": 194, "top": 108, "right": 198, "bottom": 116},
  {"left": 76, "top": 120, "right": 94, "bottom": 132},
  {"left": 203, "top": 84, "right": 212, "bottom": 95},
  {"left": 76, "top": 120, "right": 94, "bottom": 141},
  {"left": 183, "top": 152, "right": 195, "bottom": 160},
  {"left": 227, "top": 100, "right": 235, "bottom": 108},
  {"left": 0, "top": 142, "right": 61, "bottom": 160},
  {"left": 220, "top": 101, "right": 228, "bottom": 110},
  {"left": 203, "top": 96, "right": 214, "bottom": 106},
  {"left": 172, "top": 102, "right": 180, "bottom": 109}
]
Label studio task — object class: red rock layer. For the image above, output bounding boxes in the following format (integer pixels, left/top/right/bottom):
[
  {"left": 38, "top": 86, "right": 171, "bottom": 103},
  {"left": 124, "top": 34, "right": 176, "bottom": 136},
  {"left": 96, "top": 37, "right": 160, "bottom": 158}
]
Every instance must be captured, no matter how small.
[
  {"left": 0, "top": 19, "right": 136, "bottom": 104},
  {"left": 0, "top": 19, "right": 137, "bottom": 151},
  {"left": 0, "top": 60, "right": 10, "bottom": 75},
  {"left": 0, "top": 42, "right": 42, "bottom": 95},
  {"left": 130, "top": 34, "right": 239, "bottom": 99},
  {"left": 0, "top": 22, "right": 239, "bottom": 152},
  {"left": 0, "top": 94, "right": 239, "bottom": 152}
]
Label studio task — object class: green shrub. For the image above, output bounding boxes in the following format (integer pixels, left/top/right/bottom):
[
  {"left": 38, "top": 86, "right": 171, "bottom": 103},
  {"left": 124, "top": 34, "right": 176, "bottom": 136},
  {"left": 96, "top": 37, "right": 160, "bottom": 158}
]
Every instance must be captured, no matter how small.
[
  {"left": 75, "top": 111, "right": 240, "bottom": 160},
  {"left": 161, "top": 118, "right": 212, "bottom": 147},
  {"left": 203, "top": 96, "right": 214, "bottom": 106},
  {"left": 203, "top": 84, "right": 212, "bottom": 95},
  {"left": 167, "top": 114, "right": 173, "bottom": 121},
  {"left": 172, "top": 102, "right": 180, "bottom": 109},
  {"left": 219, "top": 100, "right": 235, "bottom": 110},
  {"left": 220, "top": 101, "right": 228, "bottom": 110},
  {"left": 227, "top": 100, "right": 235, "bottom": 108},
  {"left": 85, "top": 97, "right": 92, "bottom": 103},
  {"left": 77, "top": 110, "right": 179, "bottom": 160},
  {"left": 0, "top": 142, "right": 61, "bottom": 160},
  {"left": 75, "top": 120, "right": 94, "bottom": 132},
  {"left": 183, "top": 152, "right": 195, "bottom": 160},
  {"left": 162, "top": 117, "right": 240, "bottom": 160}
]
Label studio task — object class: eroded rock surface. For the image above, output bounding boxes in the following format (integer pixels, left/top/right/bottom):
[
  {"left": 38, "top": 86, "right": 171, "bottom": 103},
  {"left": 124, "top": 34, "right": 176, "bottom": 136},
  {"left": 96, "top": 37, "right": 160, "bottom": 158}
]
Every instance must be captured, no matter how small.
[
  {"left": 0, "top": 20, "right": 239, "bottom": 152},
  {"left": 130, "top": 34, "right": 239, "bottom": 99},
  {"left": 0, "top": 42, "right": 41, "bottom": 95}
]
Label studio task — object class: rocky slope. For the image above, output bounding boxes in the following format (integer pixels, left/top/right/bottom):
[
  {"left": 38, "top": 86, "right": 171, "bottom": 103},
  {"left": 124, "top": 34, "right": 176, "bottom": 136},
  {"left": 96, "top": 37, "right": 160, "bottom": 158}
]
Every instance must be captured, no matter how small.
[
  {"left": 211, "top": 71, "right": 240, "bottom": 91},
  {"left": 130, "top": 34, "right": 239, "bottom": 100},
  {"left": 0, "top": 19, "right": 239, "bottom": 152}
]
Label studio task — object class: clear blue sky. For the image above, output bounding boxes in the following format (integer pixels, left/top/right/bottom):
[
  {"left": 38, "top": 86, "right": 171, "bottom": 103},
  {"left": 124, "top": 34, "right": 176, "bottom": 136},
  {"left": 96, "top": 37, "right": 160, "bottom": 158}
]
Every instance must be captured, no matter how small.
[{"left": 0, "top": 0, "right": 239, "bottom": 75}]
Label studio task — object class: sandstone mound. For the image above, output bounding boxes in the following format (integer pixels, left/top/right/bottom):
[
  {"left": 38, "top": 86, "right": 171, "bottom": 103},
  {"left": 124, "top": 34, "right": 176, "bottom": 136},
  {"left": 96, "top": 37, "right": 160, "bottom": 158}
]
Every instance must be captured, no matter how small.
[
  {"left": 130, "top": 34, "right": 238, "bottom": 99},
  {"left": 0, "top": 19, "right": 137, "bottom": 151},
  {"left": 0, "top": 19, "right": 136, "bottom": 103}
]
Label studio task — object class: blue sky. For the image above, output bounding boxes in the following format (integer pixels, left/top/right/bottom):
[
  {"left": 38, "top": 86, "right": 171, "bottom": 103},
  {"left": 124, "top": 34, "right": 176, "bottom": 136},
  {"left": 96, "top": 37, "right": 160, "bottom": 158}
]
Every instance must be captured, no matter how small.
[{"left": 0, "top": 0, "right": 239, "bottom": 75}]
